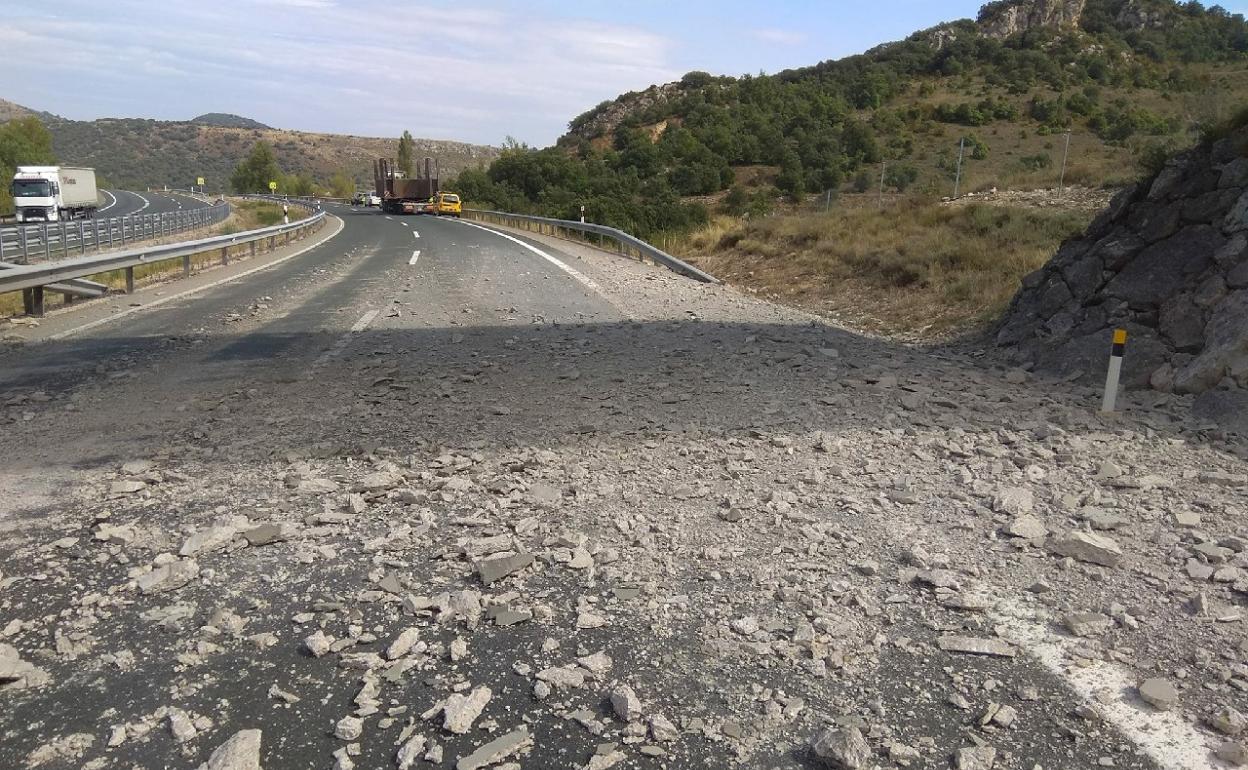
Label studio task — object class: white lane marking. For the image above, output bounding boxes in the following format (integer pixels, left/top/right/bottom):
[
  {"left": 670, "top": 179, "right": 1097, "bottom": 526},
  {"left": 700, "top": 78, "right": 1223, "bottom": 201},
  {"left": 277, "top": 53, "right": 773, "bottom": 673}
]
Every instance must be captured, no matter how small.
[
  {"left": 453, "top": 219, "right": 606, "bottom": 296},
  {"left": 133, "top": 193, "right": 151, "bottom": 214},
  {"left": 99, "top": 190, "right": 118, "bottom": 213},
  {"left": 411, "top": 230, "right": 420, "bottom": 239},
  {"left": 408, "top": 250, "right": 420, "bottom": 266},
  {"left": 385, "top": 216, "right": 392, "bottom": 221},
  {"left": 400, "top": 222, "right": 409, "bottom": 228},
  {"left": 311, "top": 308, "right": 378, "bottom": 373},
  {"left": 993, "top": 599, "right": 1217, "bottom": 770},
  {"left": 47, "top": 215, "right": 345, "bottom": 340},
  {"left": 350, "top": 309, "right": 379, "bottom": 332}
]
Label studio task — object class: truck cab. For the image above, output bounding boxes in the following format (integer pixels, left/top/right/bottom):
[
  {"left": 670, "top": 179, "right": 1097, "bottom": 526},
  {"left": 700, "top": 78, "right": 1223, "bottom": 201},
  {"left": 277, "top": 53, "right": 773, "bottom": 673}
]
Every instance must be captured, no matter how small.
[{"left": 10, "top": 176, "right": 58, "bottom": 223}]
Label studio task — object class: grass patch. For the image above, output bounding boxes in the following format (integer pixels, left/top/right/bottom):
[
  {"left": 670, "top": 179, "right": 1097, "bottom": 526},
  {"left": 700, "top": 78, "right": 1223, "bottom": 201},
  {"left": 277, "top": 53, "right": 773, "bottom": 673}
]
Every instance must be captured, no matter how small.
[{"left": 676, "top": 199, "right": 1093, "bottom": 339}]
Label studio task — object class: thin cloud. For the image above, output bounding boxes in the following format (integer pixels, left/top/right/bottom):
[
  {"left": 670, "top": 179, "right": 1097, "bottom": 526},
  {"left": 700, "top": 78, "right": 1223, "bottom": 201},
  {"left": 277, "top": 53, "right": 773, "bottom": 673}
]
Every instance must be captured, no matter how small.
[
  {"left": 753, "top": 28, "right": 808, "bottom": 45},
  {"left": 3, "top": 2, "right": 681, "bottom": 145}
]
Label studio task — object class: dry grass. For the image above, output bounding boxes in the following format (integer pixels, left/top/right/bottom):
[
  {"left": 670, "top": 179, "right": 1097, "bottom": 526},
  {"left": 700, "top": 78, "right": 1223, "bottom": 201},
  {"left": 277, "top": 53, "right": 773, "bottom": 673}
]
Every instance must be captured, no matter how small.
[
  {"left": 676, "top": 199, "right": 1093, "bottom": 339},
  {"left": 1, "top": 200, "right": 306, "bottom": 318}
]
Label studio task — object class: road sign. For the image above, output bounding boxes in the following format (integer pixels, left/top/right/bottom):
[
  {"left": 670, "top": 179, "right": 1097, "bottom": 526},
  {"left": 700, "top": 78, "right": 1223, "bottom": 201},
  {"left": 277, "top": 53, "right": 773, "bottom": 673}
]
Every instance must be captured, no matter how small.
[
  {"left": 268, "top": 181, "right": 277, "bottom": 191},
  {"left": 196, "top": 177, "right": 205, "bottom": 186}
]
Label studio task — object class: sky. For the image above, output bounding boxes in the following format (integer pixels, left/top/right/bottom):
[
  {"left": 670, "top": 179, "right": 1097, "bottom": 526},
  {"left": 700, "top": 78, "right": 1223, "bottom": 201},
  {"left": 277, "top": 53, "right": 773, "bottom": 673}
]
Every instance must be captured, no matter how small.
[{"left": 5, "top": 1, "right": 1247, "bottom": 147}]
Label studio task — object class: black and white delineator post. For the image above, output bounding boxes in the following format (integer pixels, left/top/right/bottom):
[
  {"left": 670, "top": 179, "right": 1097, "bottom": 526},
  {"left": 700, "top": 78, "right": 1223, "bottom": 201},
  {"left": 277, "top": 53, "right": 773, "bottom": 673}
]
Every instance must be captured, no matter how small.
[{"left": 1101, "top": 329, "right": 1127, "bottom": 413}]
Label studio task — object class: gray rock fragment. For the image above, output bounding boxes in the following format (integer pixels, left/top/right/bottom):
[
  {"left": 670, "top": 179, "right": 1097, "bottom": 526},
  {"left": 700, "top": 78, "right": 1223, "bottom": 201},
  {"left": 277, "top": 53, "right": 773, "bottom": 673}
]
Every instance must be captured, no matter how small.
[
  {"left": 440, "top": 686, "right": 492, "bottom": 734},
  {"left": 1004, "top": 514, "right": 1048, "bottom": 540},
  {"left": 1139, "top": 678, "right": 1178, "bottom": 710},
  {"left": 0, "top": 642, "right": 50, "bottom": 690},
  {"left": 955, "top": 745, "right": 996, "bottom": 770},
  {"left": 609, "top": 684, "right": 642, "bottom": 722},
  {"left": 476, "top": 552, "right": 534, "bottom": 585},
  {"left": 455, "top": 727, "right": 531, "bottom": 770},
  {"left": 137, "top": 559, "right": 199, "bottom": 595},
  {"left": 197, "top": 729, "right": 262, "bottom": 770},
  {"left": 1047, "top": 531, "right": 1123, "bottom": 567},
  {"left": 810, "top": 725, "right": 871, "bottom": 769},
  {"left": 937, "top": 636, "right": 1017, "bottom": 658}
]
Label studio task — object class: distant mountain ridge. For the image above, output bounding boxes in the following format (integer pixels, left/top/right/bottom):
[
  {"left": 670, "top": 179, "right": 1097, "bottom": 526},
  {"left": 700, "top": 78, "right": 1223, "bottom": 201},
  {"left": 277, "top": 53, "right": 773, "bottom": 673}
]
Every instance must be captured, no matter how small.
[
  {"left": 191, "top": 113, "right": 271, "bottom": 130},
  {"left": 0, "top": 101, "right": 499, "bottom": 190}
]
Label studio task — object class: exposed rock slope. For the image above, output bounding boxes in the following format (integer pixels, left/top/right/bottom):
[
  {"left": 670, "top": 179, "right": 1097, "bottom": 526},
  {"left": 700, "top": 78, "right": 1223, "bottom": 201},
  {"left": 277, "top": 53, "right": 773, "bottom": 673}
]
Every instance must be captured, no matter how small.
[
  {"left": 978, "top": 0, "right": 1089, "bottom": 38},
  {"left": 997, "top": 125, "right": 1248, "bottom": 430}
]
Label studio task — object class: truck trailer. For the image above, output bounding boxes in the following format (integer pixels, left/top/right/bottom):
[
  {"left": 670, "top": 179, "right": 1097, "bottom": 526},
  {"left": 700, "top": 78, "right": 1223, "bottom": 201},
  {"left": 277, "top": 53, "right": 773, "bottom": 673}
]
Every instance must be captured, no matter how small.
[
  {"left": 10, "top": 166, "right": 99, "bottom": 223},
  {"left": 374, "top": 157, "right": 439, "bottom": 215}
]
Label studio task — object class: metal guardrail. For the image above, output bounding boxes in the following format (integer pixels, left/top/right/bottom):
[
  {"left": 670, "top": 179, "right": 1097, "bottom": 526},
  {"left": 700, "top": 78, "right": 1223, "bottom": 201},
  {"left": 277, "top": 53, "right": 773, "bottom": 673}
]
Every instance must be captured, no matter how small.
[
  {"left": 1, "top": 201, "right": 325, "bottom": 317},
  {"left": 0, "top": 202, "right": 230, "bottom": 265},
  {"left": 461, "top": 209, "right": 718, "bottom": 284}
]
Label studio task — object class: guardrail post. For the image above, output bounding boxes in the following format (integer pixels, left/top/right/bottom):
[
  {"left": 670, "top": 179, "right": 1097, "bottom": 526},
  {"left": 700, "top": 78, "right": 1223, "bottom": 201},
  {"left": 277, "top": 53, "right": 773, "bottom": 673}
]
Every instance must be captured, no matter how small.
[
  {"left": 23, "top": 286, "right": 44, "bottom": 317},
  {"left": 61, "top": 221, "right": 69, "bottom": 259},
  {"left": 19, "top": 226, "right": 28, "bottom": 264},
  {"left": 79, "top": 221, "right": 86, "bottom": 255},
  {"left": 221, "top": 246, "right": 229, "bottom": 266},
  {"left": 41, "top": 223, "right": 50, "bottom": 261},
  {"left": 125, "top": 266, "right": 134, "bottom": 294},
  {"left": 250, "top": 241, "right": 256, "bottom": 258},
  {"left": 92, "top": 218, "right": 99, "bottom": 253},
  {"left": 183, "top": 254, "right": 191, "bottom": 277}
]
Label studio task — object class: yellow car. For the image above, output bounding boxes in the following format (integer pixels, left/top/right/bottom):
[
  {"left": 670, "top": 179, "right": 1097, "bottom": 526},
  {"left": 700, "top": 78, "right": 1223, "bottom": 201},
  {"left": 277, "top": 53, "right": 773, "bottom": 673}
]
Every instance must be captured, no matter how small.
[{"left": 431, "top": 192, "right": 462, "bottom": 217}]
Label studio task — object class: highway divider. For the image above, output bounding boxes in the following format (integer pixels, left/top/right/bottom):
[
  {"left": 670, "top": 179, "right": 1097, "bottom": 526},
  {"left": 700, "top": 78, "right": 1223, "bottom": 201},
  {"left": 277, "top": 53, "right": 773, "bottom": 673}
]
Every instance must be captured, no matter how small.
[
  {"left": 0, "top": 200, "right": 325, "bottom": 317},
  {"left": 0, "top": 201, "right": 231, "bottom": 265},
  {"left": 460, "top": 209, "right": 718, "bottom": 284}
]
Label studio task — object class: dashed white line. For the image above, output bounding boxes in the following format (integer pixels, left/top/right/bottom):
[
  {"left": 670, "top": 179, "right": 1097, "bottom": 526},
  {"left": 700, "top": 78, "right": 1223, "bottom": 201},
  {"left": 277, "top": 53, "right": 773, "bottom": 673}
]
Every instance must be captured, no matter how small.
[
  {"left": 350, "top": 309, "right": 380, "bottom": 332},
  {"left": 311, "top": 308, "right": 380, "bottom": 374},
  {"left": 408, "top": 250, "right": 421, "bottom": 266},
  {"left": 412, "top": 230, "right": 420, "bottom": 239}
]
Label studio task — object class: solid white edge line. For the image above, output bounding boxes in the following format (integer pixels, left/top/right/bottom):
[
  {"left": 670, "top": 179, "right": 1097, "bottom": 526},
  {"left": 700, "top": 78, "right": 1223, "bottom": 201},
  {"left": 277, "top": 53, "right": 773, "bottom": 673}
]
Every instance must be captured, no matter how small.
[
  {"left": 133, "top": 192, "right": 150, "bottom": 214},
  {"left": 452, "top": 219, "right": 605, "bottom": 295},
  {"left": 46, "top": 215, "right": 345, "bottom": 341},
  {"left": 409, "top": 250, "right": 420, "bottom": 266},
  {"left": 994, "top": 598, "right": 1219, "bottom": 770},
  {"left": 99, "top": 190, "right": 118, "bottom": 213}
]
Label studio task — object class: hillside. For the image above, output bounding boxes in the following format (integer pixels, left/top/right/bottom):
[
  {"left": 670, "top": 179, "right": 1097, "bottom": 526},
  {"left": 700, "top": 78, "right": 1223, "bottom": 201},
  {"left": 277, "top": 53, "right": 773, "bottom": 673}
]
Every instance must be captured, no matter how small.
[
  {"left": 457, "top": 1, "right": 1248, "bottom": 239},
  {"left": 0, "top": 103, "right": 499, "bottom": 192},
  {"left": 190, "top": 113, "right": 271, "bottom": 130},
  {"left": 551, "top": 0, "right": 1248, "bottom": 201}
]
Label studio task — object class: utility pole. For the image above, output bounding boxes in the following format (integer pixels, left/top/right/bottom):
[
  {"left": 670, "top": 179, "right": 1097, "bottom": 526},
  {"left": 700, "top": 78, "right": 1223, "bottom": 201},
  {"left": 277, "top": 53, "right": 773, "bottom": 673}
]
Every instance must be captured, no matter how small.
[
  {"left": 953, "top": 138, "right": 966, "bottom": 199},
  {"left": 1059, "top": 131, "right": 1072, "bottom": 193},
  {"left": 879, "top": 161, "right": 886, "bottom": 209}
]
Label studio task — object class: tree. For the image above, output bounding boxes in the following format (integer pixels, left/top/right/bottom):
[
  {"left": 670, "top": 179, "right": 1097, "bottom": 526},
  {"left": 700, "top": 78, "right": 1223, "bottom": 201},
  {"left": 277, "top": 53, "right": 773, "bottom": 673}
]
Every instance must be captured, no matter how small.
[
  {"left": 397, "top": 130, "right": 415, "bottom": 177},
  {"left": 328, "top": 171, "right": 355, "bottom": 199},
  {"left": 0, "top": 116, "right": 56, "bottom": 214},
  {"left": 229, "top": 141, "right": 282, "bottom": 193}
]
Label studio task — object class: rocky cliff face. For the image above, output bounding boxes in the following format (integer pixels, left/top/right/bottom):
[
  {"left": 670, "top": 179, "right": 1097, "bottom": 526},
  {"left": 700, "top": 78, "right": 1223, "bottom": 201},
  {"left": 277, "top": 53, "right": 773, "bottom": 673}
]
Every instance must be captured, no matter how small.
[
  {"left": 978, "top": 0, "right": 1089, "bottom": 38},
  {"left": 1115, "top": 0, "right": 1171, "bottom": 31},
  {"left": 997, "top": 126, "right": 1248, "bottom": 431}
]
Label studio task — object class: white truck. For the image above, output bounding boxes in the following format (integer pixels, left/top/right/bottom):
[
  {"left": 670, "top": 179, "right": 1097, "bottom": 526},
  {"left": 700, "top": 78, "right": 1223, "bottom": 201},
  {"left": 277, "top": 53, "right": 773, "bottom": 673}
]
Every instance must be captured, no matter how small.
[{"left": 10, "top": 166, "right": 98, "bottom": 223}]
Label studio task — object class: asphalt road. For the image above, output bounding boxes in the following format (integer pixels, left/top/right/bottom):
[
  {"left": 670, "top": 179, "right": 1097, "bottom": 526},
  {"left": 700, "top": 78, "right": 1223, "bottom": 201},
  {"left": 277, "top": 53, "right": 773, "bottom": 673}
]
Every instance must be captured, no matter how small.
[{"left": 0, "top": 205, "right": 1244, "bottom": 770}]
